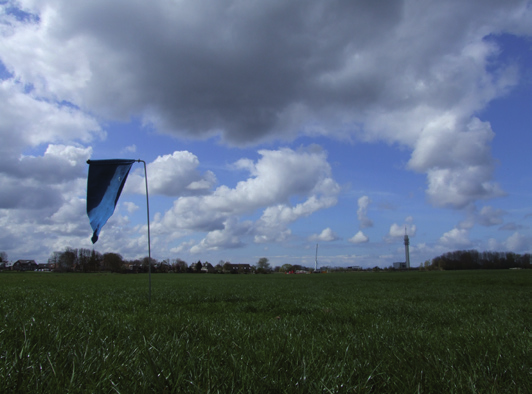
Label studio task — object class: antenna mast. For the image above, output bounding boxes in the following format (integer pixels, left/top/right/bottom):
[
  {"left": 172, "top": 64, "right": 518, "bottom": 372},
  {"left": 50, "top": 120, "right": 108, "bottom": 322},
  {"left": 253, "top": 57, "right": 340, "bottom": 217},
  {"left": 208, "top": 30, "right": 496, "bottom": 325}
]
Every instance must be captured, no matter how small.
[
  {"left": 315, "top": 243, "right": 318, "bottom": 271},
  {"left": 404, "top": 226, "right": 410, "bottom": 269}
]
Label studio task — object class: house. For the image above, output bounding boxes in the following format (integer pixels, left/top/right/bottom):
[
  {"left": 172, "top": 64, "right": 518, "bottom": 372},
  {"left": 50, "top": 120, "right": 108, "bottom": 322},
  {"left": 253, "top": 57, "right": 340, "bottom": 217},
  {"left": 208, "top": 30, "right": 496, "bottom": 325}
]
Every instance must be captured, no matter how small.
[
  {"left": 190, "top": 261, "right": 203, "bottom": 272},
  {"left": 228, "top": 263, "right": 252, "bottom": 273},
  {"left": 201, "top": 262, "right": 217, "bottom": 273},
  {"left": 13, "top": 260, "right": 38, "bottom": 271},
  {"left": 393, "top": 262, "right": 407, "bottom": 269},
  {"left": 123, "top": 262, "right": 143, "bottom": 273}
]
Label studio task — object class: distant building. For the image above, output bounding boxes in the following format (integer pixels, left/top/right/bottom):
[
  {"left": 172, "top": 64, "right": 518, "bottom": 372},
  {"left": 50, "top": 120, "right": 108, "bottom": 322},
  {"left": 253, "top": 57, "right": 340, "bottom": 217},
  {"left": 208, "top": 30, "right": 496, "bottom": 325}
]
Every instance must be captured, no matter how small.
[
  {"left": 190, "top": 261, "right": 203, "bottom": 272},
  {"left": 224, "top": 263, "right": 251, "bottom": 273},
  {"left": 393, "top": 262, "right": 407, "bottom": 269},
  {"left": 201, "top": 262, "right": 217, "bottom": 273},
  {"left": 13, "top": 260, "right": 38, "bottom": 271}
]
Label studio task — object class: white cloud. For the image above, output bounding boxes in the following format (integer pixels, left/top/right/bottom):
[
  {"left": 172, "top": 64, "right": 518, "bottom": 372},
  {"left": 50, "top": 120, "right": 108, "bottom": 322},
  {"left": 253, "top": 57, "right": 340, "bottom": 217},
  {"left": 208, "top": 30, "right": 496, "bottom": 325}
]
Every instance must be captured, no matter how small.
[
  {"left": 1, "top": 0, "right": 531, "bottom": 262},
  {"left": 387, "top": 221, "right": 417, "bottom": 240},
  {"left": 357, "top": 196, "right": 373, "bottom": 229},
  {"left": 504, "top": 232, "right": 531, "bottom": 253},
  {"left": 154, "top": 147, "right": 339, "bottom": 233},
  {"left": 348, "top": 231, "right": 369, "bottom": 244},
  {"left": 488, "top": 232, "right": 532, "bottom": 253},
  {"left": 1, "top": 1, "right": 527, "bottom": 211},
  {"left": 126, "top": 151, "right": 216, "bottom": 197},
  {"left": 439, "top": 228, "right": 471, "bottom": 248},
  {"left": 309, "top": 227, "right": 339, "bottom": 242},
  {"left": 122, "top": 202, "right": 139, "bottom": 214},
  {"left": 408, "top": 117, "right": 505, "bottom": 208},
  {"left": 190, "top": 218, "right": 249, "bottom": 253},
  {"left": 0, "top": 144, "right": 91, "bottom": 210},
  {"left": 254, "top": 195, "right": 337, "bottom": 244},
  {"left": 0, "top": 79, "right": 102, "bottom": 154},
  {"left": 123, "top": 144, "right": 137, "bottom": 153},
  {"left": 147, "top": 146, "right": 341, "bottom": 253}
]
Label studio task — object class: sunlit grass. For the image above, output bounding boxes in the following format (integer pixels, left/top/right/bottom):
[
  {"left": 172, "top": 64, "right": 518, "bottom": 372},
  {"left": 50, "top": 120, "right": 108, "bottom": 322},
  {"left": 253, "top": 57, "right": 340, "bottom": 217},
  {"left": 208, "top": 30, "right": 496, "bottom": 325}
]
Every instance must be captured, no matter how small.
[{"left": 1, "top": 271, "right": 530, "bottom": 393}]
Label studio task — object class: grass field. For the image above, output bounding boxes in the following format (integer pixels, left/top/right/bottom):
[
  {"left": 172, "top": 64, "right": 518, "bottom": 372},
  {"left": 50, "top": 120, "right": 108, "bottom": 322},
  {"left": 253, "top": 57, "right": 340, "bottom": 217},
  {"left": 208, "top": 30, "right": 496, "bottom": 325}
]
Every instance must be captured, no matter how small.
[{"left": 0, "top": 270, "right": 530, "bottom": 393}]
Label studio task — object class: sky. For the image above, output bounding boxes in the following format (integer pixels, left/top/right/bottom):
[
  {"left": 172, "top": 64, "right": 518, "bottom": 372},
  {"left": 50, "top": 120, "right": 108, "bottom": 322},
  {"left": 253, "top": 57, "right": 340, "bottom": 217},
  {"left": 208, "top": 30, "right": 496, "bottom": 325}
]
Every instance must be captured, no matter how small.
[{"left": 0, "top": 0, "right": 531, "bottom": 268}]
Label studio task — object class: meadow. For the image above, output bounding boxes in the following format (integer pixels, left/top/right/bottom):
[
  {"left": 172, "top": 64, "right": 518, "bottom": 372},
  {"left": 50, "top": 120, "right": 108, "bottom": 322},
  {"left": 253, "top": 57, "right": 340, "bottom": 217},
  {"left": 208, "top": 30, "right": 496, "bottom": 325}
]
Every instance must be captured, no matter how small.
[{"left": 0, "top": 270, "right": 530, "bottom": 393}]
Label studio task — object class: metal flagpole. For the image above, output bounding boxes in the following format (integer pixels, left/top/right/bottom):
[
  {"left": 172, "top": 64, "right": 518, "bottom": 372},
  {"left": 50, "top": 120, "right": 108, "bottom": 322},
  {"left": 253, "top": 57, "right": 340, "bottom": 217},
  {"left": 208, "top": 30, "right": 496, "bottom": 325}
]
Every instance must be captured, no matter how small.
[{"left": 138, "top": 160, "right": 152, "bottom": 303}]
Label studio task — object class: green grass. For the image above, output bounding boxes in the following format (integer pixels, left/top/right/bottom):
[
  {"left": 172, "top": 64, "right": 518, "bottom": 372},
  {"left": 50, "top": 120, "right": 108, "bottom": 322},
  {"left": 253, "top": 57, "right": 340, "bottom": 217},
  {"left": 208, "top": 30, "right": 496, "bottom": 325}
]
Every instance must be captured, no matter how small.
[{"left": 1, "top": 271, "right": 530, "bottom": 393}]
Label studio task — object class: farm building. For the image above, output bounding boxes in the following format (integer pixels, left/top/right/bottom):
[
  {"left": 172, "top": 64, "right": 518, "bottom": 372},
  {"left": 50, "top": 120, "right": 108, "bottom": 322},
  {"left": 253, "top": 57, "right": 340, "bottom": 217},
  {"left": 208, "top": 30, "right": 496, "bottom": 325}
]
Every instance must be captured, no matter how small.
[
  {"left": 13, "top": 260, "right": 38, "bottom": 271},
  {"left": 223, "top": 263, "right": 252, "bottom": 273}
]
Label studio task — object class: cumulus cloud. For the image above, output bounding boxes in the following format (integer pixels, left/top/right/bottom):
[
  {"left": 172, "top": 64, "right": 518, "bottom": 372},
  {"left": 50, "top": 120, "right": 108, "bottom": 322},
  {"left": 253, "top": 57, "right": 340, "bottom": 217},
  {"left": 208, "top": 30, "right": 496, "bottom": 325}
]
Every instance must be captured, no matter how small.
[
  {"left": 122, "top": 202, "right": 139, "bottom": 214},
  {"left": 190, "top": 218, "right": 250, "bottom": 253},
  {"left": 487, "top": 232, "right": 532, "bottom": 253},
  {"left": 0, "top": 144, "right": 91, "bottom": 210},
  {"left": 357, "top": 196, "right": 373, "bottom": 229},
  {"left": 153, "top": 146, "right": 340, "bottom": 252},
  {"left": 0, "top": 73, "right": 100, "bottom": 240},
  {"left": 126, "top": 151, "right": 216, "bottom": 197},
  {"left": 1, "top": 0, "right": 531, "bottom": 260},
  {"left": 349, "top": 231, "right": 369, "bottom": 244},
  {"left": 0, "top": 80, "right": 103, "bottom": 154},
  {"left": 0, "top": 176, "right": 92, "bottom": 259},
  {"left": 1, "top": 1, "right": 529, "bottom": 208},
  {"left": 408, "top": 118, "right": 505, "bottom": 208},
  {"left": 123, "top": 145, "right": 137, "bottom": 153},
  {"left": 0, "top": 175, "right": 60, "bottom": 210},
  {"left": 504, "top": 232, "right": 531, "bottom": 252},
  {"left": 439, "top": 228, "right": 471, "bottom": 248},
  {"left": 309, "top": 228, "right": 339, "bottom": 242},
  {"left": 386, "top": 221, "right": 417, "bottom": 241},
  {"left": 155, "top": 147, "right": 338, "bottom": 231}
]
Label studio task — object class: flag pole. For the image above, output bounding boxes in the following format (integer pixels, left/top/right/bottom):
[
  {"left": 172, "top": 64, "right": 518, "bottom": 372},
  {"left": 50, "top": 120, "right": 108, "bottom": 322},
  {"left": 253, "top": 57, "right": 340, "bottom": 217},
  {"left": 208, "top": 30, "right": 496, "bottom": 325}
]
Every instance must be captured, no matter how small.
[{"left": 138, "top": 159, "right": 152, "bottom": 303}]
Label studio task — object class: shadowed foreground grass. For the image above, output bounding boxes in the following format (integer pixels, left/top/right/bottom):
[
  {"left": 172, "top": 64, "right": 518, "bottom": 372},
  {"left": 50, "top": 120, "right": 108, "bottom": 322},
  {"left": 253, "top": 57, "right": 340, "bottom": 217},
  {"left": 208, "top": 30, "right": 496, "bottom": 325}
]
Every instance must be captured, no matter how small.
[{"left": 0, "top": 270, "right": 530, "bottom": 393}]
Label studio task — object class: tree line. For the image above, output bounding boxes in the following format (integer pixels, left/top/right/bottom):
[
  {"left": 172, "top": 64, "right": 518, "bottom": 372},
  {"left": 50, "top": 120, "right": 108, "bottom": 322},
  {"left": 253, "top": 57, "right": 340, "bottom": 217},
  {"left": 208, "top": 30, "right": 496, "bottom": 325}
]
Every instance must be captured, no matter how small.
[
  {"left": 2, "top": 248, "right": 530, "bottom": 273},
  {"left": 45, "top": 247, "right": 273, "bottom": 274},
  {"left": 427, "top": 250, "right": 531, "bottom": 271}
]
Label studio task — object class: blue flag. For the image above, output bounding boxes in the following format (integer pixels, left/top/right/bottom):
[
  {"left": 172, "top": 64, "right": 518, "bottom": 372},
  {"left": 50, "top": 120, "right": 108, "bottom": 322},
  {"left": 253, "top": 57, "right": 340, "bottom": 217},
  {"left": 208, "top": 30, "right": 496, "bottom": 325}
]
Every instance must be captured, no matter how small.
[{"left": 86, "top": 159, "right": 135, "bottom": 243}]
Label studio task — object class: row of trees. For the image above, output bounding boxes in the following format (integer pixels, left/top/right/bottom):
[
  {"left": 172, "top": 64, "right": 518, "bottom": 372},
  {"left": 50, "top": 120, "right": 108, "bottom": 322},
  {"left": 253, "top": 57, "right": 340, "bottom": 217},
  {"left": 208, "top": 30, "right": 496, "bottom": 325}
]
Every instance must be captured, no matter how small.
[
  {"left": 3, "top": 248, "right": 530, "bottom": 273},
  {"left": 47, "top": 248, "right": 157, "bottom": 273},
  {"left": 427, "top": 250, "right": 531, "bottom": 270},
  {"left": 46, "top": 247, "right": 272, "bottom": 274}
]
